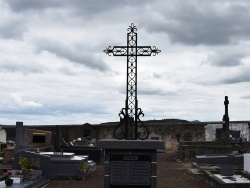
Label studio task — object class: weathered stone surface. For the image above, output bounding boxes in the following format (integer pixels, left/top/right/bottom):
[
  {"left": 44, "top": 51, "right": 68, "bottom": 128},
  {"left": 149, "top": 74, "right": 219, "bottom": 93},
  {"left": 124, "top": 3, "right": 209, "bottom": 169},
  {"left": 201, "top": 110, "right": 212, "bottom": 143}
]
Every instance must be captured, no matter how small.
[{"left": 97, "top": 139, "right": 164, "bottom": 150}]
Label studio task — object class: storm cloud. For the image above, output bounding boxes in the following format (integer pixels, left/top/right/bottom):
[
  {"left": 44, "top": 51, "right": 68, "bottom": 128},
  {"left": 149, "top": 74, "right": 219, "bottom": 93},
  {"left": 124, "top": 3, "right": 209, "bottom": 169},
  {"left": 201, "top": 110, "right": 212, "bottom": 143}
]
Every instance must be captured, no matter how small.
[{"left": 1, "top": 0, "right": 250, "bottom": 125}]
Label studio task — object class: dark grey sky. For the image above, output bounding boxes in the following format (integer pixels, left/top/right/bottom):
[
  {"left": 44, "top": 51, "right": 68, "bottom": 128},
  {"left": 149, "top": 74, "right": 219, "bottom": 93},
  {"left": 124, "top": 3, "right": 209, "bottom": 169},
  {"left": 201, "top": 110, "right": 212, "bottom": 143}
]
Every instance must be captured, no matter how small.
[{"left": 1, "top": 0, "right": 250, "bottom": 125}]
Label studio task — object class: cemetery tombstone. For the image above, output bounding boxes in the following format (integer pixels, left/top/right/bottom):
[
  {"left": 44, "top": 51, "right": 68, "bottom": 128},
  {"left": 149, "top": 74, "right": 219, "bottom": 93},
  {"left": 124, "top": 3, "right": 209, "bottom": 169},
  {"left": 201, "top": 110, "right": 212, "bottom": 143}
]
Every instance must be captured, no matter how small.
[
  {"left": 220, "top": 165, "right": 234, "bottom": 176},
  {"left": 0, "top": 127, "right": 7, "bottom": 162},
  {"left": 98, "top": 23, "right": 164, "bottom": 188},
  {"left": 176, "top": 132, "right": 181, "bottom": 143},
  {"left": 15, "top": 121, "right": 29, "bottom": 153},
  {"left": 0, "top": 126, "right": 7, "bottom": 143},
  {"left": 148, "top": 132, "right": 162, "bottom": 141},
  {"left": 148, "top": 133, "right": 164, "bottom": 152},
  {"left": 244, "top": 154, "right": 250, "bottom": 173},
  {"left": 183, "top": 132, "right": 192, "bottom": 141},
  {"left": 222, "top": 96, "right": 230, "bottom": 145}
]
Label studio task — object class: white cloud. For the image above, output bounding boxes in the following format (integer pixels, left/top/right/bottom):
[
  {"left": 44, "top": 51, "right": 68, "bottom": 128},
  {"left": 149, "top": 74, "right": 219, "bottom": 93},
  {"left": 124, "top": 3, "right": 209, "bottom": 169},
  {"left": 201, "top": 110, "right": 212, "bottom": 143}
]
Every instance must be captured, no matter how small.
[{"left": 10, "top": 94, "right": 43, "bottom": 108}]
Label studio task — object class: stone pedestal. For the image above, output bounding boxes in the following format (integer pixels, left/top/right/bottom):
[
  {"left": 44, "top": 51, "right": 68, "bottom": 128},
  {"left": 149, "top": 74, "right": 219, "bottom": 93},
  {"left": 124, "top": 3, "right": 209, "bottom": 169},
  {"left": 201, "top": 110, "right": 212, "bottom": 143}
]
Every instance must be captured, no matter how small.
[{"left": 97, "top": 139, "right": 164, "bottom": 188}]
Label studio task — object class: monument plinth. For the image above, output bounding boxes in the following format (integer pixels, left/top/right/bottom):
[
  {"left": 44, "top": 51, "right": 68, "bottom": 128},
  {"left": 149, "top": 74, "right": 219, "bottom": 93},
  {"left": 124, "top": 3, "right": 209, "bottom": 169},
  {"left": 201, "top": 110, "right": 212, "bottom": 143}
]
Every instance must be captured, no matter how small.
[{"left": 97, "top": 139, "right": 164, "bottom": 188}]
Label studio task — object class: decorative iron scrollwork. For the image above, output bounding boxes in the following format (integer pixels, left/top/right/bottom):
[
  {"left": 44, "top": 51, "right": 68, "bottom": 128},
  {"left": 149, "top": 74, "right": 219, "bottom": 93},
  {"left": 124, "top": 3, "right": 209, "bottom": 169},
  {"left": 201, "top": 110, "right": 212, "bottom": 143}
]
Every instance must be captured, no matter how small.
[
  {"left": 113, "top": 108, "right": 126, "bottom": 139},
  {"left": 137, "top": 108, "right": 149, "bottom": 140}
]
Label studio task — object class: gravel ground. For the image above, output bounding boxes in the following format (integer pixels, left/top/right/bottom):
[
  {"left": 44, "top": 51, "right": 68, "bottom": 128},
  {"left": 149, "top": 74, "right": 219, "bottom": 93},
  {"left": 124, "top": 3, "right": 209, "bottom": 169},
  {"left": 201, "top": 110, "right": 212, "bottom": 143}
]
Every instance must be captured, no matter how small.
[{"left": 44, "top": 151, "right": 213, "bottom": 188}]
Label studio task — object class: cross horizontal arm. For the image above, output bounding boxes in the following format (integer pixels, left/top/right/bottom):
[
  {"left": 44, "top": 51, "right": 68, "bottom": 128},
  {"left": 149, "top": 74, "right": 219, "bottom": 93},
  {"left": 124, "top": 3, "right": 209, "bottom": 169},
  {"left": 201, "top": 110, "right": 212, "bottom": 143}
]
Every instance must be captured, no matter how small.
[
  {"left": 137, "top": 46, "right": 161, "bottom": 56},
  {"left": 104, "top": 46, "right": 161, "bottom": 56}
]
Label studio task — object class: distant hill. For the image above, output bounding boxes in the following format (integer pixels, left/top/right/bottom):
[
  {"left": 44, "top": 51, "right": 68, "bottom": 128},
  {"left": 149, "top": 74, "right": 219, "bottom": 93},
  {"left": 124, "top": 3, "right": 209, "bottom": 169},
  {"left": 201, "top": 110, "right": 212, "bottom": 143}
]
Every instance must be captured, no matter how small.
[
  {"left": 144, "top": 118, "right": 189, "bottom": 124},
  {"left": 99, "top": 118, "right": 194, "bottom": 125}
]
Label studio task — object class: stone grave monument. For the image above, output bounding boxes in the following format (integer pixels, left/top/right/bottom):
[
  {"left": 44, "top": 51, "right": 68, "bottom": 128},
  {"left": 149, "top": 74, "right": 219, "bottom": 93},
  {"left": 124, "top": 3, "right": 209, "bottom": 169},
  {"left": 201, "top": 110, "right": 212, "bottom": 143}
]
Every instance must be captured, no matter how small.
[
  {"left": 148, "top": 132, "right": 162, "bottom": 141},
  {"left": 15, "top": 121, "right": 29, "bottom": 153},
  {"left": 13, "top": 122, "right": 96, "bottom": 178},
  {"left": 221, "top": 96, "right": 230, "bottom": 146},
  {"left": 0, "top": 126, "right": 7, "bottom": 143},
  {"left": 189, "top": 97, "right": 250, "bottom": 187},
  {"left": 98, "top": 23, "right": 164, "bottom": 188},
  {"left": 176, "top": 96, "right": 237, "bottom": 161},
  {"left": 148, "top": 132, "right": 164, "bottom": 152}
]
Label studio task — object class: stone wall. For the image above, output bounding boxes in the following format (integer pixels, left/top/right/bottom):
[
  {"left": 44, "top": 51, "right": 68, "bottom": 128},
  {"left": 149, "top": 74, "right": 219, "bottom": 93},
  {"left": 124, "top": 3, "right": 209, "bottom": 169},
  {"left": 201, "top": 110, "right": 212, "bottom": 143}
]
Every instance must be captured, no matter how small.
[
  {"left": 97, "top": 122, "right": 207, "bottom": 150},
  {"left": 2, "top": 121, "right": 249, "bottom": 152},
  {"left": 205, "top": 123, "right": 249, "bottom": 141},
  {"left": 29, "top": 129, "right": 52, "bottom": 149}
]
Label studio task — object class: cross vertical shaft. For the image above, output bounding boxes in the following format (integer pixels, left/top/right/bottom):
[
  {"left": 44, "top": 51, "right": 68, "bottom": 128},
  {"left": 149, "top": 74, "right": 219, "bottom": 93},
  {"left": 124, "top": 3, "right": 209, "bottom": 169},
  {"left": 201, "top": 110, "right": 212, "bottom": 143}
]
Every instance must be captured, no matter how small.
[
  {"left": 126, "top": 25, "right": 138, "bottom": 139},
  {"left": 104, "top": 23, "right": 160, "bottom": 140}
]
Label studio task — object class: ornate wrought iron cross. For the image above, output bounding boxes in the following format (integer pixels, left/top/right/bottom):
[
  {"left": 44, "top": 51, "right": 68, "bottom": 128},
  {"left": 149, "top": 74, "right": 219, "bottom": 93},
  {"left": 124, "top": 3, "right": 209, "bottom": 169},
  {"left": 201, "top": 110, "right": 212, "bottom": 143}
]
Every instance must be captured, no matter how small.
[{"left": 104, "top": 23, "right": 160, "bottom": 140}]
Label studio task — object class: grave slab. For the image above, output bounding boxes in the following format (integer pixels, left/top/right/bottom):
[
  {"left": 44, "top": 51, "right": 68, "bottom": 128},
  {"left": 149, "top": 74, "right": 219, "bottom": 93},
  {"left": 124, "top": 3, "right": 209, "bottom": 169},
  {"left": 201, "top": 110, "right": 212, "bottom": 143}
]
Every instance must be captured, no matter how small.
[
  {"left": 204, "top": 170, "right": 250, "bottom": 188},
  {"left": 0, "top": 177, "right": 49, "bottom": 188},
  {"left": 195, "top": 154, "right": 243, "bottom": 168},
  {"left": 13, "top": 151, "right": 92, "bottom": 179}
]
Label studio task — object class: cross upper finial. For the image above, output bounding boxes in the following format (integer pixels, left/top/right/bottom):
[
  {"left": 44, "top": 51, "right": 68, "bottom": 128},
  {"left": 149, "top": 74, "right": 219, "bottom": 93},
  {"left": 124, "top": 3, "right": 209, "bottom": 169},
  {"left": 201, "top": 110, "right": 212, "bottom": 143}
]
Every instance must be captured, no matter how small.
[
  {"left": 224, "top": 96, "right": 229, "bottom": 105},
  {"left": 128, "top": 23, "right": 137, "bottom": 32}
]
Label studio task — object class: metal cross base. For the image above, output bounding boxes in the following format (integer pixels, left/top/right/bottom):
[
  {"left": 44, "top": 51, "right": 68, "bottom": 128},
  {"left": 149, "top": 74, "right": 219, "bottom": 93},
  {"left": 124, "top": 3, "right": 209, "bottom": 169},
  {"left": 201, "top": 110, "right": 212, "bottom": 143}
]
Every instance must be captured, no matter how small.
[{"left": 104, "top": 23, "right": 161, "bottom": 140}]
